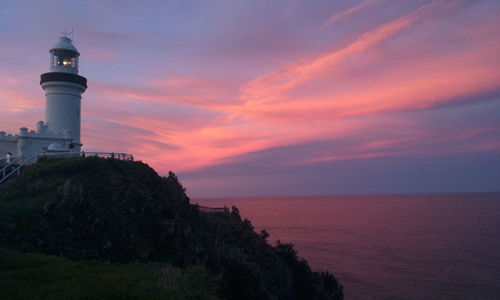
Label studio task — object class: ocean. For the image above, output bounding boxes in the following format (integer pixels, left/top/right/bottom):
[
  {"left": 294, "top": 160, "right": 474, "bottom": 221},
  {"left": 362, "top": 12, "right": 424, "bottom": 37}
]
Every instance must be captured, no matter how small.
[{"left": 195, "top": 193, "right": 500, "bottom": 300}]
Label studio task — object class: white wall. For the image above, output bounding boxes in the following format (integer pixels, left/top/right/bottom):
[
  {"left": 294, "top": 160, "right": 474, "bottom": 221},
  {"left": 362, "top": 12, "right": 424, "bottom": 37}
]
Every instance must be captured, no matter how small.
[
  {"left": 18, "top": 136, "right": 70, "bottom": 162},
  {"left": 42, "top": 81, "right": 85, "bottom": 152},
  {"left": 0, "top": 139, "right": 17, "bottom": 156}
]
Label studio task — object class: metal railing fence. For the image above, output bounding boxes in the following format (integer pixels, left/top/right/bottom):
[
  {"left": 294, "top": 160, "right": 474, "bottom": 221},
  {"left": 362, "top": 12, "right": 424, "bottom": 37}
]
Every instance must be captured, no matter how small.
[{"left": 196, "top": 205, "right": 229, "bottom": 214}]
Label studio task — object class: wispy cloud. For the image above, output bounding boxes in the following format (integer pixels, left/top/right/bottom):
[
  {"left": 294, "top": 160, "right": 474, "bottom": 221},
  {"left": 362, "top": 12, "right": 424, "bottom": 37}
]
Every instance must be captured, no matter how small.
[
  {"left": 322, "top": 0, "right": 378, "bottom": 29},
  {"left": 240, "top": 1, "right": 438, "bottom": 106},
  {"left": 1, "top": 0, "right": 499, "bottom": 195},
  {"left": 236, "top": 0, "right": 500, "bottom": 122}
]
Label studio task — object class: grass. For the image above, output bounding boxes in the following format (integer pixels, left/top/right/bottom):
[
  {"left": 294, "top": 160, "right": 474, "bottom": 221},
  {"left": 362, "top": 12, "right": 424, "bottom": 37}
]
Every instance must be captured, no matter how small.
[{"left": 0, "top": 249, "right": 221, "bottom": 300}]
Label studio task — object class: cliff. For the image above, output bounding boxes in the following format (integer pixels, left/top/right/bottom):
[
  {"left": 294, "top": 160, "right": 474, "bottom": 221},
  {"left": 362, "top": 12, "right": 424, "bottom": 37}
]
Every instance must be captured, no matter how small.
[{"left": 0, "top": 157, "right": 343, "bottom": 299}]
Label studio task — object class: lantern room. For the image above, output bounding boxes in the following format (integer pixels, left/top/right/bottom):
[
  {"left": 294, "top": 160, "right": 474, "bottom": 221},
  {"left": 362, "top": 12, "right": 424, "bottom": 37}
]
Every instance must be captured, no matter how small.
[{"left": 49, "top": 36, "right": 80, "bottom": 74}]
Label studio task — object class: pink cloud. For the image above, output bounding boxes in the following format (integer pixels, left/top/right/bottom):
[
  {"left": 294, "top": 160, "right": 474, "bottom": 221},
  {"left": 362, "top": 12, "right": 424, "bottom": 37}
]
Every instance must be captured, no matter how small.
[
  {"left": 322, "top": 0, "right": 378, "bottom": 29},
  {"left": 91, "top": 76, "right": 242, "bottom": 110},
  {"left": 239, "top": 1, "right": 440, "bottom": 106},
  {"left": 1, "top": 0, "right": 498, "bottom": 184},
  {"left": 235, "top": 2, "right": 500, "bottom": 123}
]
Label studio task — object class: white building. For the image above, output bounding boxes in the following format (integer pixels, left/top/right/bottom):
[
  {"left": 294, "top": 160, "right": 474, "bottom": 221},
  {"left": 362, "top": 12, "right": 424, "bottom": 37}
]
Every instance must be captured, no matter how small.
[{"left": 0, "top": 35, "right": 87, "bottom": 163}]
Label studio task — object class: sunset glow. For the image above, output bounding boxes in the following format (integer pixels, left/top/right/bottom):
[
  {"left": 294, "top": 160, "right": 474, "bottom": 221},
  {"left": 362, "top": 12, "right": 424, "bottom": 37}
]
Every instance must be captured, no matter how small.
[{"left": 1, "top": 0, "right": 499, "bottom": 196}]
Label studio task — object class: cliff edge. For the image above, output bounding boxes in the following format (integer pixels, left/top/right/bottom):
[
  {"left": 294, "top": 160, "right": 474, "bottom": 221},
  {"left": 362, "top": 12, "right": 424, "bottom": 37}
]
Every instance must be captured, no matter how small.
[{"left": 0, "top": 157, "right": 343, "bottom": 300}]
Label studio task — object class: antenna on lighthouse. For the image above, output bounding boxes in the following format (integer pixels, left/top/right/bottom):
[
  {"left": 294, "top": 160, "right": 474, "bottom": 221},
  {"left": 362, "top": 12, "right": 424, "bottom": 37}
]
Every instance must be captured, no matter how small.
[{"left": 61, "top": 28, "right": 74, "bottom": 39}]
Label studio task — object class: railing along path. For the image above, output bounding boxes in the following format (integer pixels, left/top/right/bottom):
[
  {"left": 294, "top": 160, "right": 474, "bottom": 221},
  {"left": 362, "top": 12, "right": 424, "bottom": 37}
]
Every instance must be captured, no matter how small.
[
  {"left": 1, "top": 153, "right": 228, "bottom": 215},
  {"left": 196, "top": 205, "right": 229, "bottom": 214}
]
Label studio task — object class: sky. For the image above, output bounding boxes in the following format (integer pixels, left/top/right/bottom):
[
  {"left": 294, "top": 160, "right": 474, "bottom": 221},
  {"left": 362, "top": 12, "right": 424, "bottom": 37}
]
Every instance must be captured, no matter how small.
[{"left": 0, "top": 0, "right": 499, "bottom": 197}]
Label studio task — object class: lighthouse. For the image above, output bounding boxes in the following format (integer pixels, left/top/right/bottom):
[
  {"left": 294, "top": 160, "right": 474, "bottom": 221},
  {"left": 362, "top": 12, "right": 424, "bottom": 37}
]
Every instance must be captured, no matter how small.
[
  {"left": 40, "top": 35, "right": 87, "bottom": 152},
  {"left": 0, "top": 35, "right": 88, "bottom": 163},
  {"left": 0, "top": 35, "right": 133, "bottom": 173},
  {"left": 0, "top": 34, "right": 93, "bottom": 167}
]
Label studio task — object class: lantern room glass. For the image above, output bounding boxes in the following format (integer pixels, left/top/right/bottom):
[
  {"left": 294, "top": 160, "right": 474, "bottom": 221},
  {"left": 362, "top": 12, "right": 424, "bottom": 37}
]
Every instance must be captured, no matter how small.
[{"left": 50, "top": 49, "right": 79, "bottom": 72}]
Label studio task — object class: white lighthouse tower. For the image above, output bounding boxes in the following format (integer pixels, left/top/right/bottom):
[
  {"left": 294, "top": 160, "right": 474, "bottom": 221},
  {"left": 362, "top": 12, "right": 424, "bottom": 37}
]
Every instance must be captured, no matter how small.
[
  {"left": 40, "top": 35, "right": 87, "bottom": 152},
  {"left": 1, "top": 35, "right": 131, "bottom": 176},
  {"left": 1, "top": 34, "right": 96, "bottom": 169}
]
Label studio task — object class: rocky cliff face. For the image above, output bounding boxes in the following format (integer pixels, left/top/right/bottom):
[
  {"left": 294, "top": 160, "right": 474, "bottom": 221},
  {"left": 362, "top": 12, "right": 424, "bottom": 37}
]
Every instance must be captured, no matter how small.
[{"left": 0, "top": 157, "right": 343, "bottom": 300}]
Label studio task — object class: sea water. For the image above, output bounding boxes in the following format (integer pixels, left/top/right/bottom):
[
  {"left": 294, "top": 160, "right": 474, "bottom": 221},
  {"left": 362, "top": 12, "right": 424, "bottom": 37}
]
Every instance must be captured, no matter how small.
[{"left": 195, "top": 193, "right": 500, "bottom": 300}]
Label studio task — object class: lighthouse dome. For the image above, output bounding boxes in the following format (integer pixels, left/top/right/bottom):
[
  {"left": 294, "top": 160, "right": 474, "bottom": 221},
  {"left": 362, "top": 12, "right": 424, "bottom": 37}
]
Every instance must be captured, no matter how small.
[
  {"left": 51, "top": 36, "right": 79, "bottom": 54},
  {"left": 49, "top": 36, "right": 80, "bottom": 74}
]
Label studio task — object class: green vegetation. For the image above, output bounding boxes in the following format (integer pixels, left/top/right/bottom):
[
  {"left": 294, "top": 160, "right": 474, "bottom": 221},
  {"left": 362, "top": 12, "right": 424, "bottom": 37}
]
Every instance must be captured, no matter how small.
[
  {"left": 0, "top": 248, "right": 219, "bottom": 300},
  {"left": 0, "top": 157, "right": 343, "bottom": 299}
]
